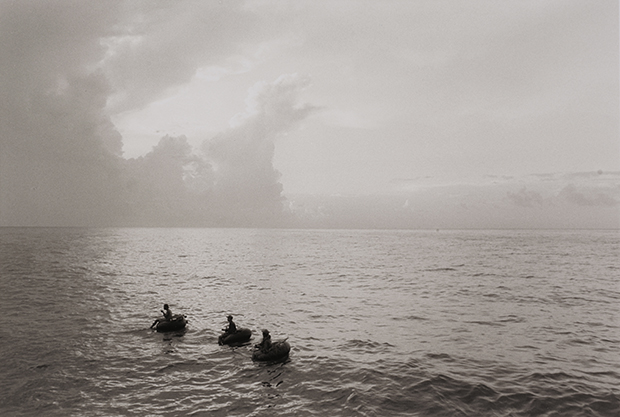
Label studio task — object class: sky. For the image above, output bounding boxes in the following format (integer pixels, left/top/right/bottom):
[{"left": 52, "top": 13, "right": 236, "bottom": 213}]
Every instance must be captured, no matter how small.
[{"left": 0, "top": 0, "right": 618, "bottom": 228}]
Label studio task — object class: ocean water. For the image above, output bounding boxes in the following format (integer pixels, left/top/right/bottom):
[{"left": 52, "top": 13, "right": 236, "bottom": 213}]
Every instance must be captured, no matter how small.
[{"left": 0, "top": 227, "right": 618, "bottom": 417}]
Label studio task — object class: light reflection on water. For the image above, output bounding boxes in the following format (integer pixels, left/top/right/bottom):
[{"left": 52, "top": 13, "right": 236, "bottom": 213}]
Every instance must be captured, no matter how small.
[{"left": 0, "top": 228, "right": 618, "bottom": 416}]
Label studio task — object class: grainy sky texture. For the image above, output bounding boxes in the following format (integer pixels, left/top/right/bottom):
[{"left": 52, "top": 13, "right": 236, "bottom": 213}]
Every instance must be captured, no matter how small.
[{"left": 0, "top": 0, "right": 618, "bottom": 228}]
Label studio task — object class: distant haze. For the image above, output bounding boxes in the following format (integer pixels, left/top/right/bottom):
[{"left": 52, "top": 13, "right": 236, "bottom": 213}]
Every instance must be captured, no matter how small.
[{"left": 1, "top": 1, "right": 618, "bottom": 229}]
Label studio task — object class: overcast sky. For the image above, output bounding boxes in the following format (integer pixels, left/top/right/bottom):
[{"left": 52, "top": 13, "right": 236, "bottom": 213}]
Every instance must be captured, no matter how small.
[{"left": 0, "top": 0, "right": 618, "bottom": 228}]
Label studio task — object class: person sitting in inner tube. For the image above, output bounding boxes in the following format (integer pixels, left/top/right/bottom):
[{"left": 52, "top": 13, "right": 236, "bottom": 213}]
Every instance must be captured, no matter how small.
[
  {"left": 223, "top": 315, "right": 237, "bottom": 334},
  {"left": 257, "top": 329, "right": 272, "bottom": 352},
  {"left": 161, "top": 304, "right": 173, "bottom": 321}
]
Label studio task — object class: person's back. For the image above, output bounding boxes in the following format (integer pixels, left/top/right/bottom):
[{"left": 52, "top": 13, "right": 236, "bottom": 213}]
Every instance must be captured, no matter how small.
[
  {"left": 259, "top": 329, "right": 272, "bottom": 352},
  {"left": 226, "top": 315, "right": 237, "bottom": 334},
  {"left": 162, "top": 304, "right": 173, "bottom": 321}
]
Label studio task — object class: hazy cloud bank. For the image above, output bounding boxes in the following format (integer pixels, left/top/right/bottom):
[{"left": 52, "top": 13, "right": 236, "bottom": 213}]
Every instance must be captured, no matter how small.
[
  {"left": 288, "top": 173, "right": 620, "bottom": 229},
  {"left": 0, "top": 1, "right": 617, "bottom": 229}
]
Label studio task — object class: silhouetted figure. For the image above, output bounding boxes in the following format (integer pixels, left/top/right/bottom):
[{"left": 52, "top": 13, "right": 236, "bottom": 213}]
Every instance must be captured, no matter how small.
[
  {"left": 162, "top": 304, "right": 173, "bottom": 321},
  {"left": 150, "top": 303, "right": 173, "bottom": 329},
  {"left": 223, "top": 315, "right": 237, "bottom": 334},
  {"left": 257, "top": 329, "right": 272, "bottom": 353}
]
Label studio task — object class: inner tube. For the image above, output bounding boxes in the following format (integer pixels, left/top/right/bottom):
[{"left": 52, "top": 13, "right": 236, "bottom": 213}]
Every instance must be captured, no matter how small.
[
  {"left": 218, "top": 328, "right": 252, "bottom": 345},
  {"left": 155, "top": 314, "right": 187, "bottom": 332},
  {"left": 252, "top": 340, "right": 290, "bottom": 362}
]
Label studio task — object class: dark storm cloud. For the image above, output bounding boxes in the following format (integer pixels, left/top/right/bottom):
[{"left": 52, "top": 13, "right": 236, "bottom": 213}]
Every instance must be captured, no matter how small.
[
  {"left": 0, "top": 1, "right": 126, "bottom": 226},
  {"left": 0, "top": 1, "right": 314, "bottom": 227}
]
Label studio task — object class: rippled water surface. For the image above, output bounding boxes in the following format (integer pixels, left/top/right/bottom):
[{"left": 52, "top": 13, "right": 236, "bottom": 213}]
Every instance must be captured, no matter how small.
[{"left": 0, "top": 228, "right": 618, "bottom": 416}]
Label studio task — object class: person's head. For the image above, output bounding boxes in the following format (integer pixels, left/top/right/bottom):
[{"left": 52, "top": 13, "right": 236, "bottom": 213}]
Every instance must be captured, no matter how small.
[
  {"left": 262, "top": 329, "right": 270, "bottom": 336},
  {"left": 227, "top": 315, "right": 233, "bottom": 321},
  {"left": 163, "top": 304, "right": 169, "bottom": 310}
]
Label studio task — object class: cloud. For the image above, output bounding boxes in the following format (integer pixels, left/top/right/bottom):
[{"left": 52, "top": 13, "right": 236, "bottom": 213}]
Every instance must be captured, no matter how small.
[
  {"left": 285, "top": 172, "right": 620, "bottom": 229},
  {"left": 103, "top": 1, "right": 260, "bottom": 113},
  {"left": 558, "top": 184, "right": 618, "bottom": 207},
  {"left": 116, "top": 74, "right": 316, "bottom": 227},
  {"left": 122, "top": 135, "right": 200, "bottom": 225},
  {"left": 506, "top": 187, "right": 544, "bottom": 207},
  {"left": 0, "top": 0, "right": 314, "bottom": 227},
  {"left": 0, "top": 1, "right": 126, "bottom": 226},
  {"left": 201, "top": 74, "right": 317, "bottom": 225},
  {"left": 1, "top": 2, "right": 616, "bottom": 229}
]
